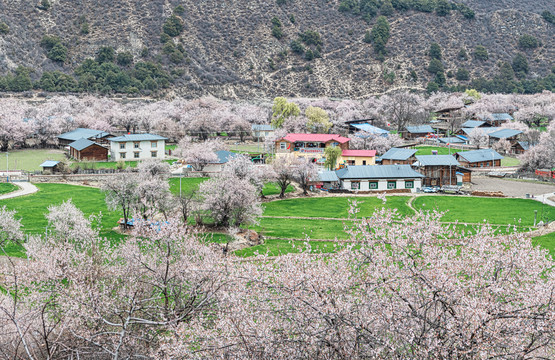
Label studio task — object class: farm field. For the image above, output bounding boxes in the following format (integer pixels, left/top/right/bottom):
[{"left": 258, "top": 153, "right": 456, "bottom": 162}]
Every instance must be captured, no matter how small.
[
  {"left": 0, "top": 183, "right": 17, "bottom": 195},
  {"left": 0, "top": 149, "right": 66, "bottom": 172},
  {"left": 168, "top": 177, "right": 294, "bottom": 197},
  {"left": 415, "top": 146, "right": 465, "bottom": 156},
  {"left": 1, "top": 182, "right": 554, "bottom": 257},
  {"left": 501, "top": 157, "right": 521, "bottom": 167}
]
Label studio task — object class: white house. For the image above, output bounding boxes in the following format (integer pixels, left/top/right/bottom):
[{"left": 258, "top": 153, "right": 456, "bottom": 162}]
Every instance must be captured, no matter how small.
[
  {"left": 109, "top": 134, "right": 168, "bottom": 161},
  {"left": 252, "top": 124, "right": 275, "bottom": 140},
  {"left": 335, "top": 165, "right": 425, "bottom": 193}
]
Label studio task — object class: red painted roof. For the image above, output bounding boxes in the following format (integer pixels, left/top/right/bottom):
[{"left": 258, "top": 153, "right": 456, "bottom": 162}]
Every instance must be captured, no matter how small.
[
  {"left": 279, "top": 133, "right": 351, "bottom": 143},
  {"left": 341, "top": 149, "right": 377, "bottom": 157}
]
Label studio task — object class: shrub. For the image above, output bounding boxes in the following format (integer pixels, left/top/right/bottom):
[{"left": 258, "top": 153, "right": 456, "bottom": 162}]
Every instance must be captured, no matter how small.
[
  {"left": 299, "top": 30, "right": 322, "bottom": 46},
  {"left": 427, "top": 58, "right": 444, "bottom": 74},
  {"left": 512, "top": 53, "right": 529, "bottom": 74},
  {"left": 459, "top": 4, "right": 475, "bottom": 19},
  {"left": 427, "top": 81, "right": 439, "bottom": 93},
  {"left": 0, "top": 22, "right": 9, "bottom": 34},
  {"left": 290, "top": 40, "right": 304, "bottom": 54},
  {"left": 37, "top": 0, "right": 51, "bottom": 10},
  {"left": 141, "top": 47, "right": 149, "bottom": 58},
  {"left": 289, "top": 14, "right": 295, "bottom": 23},
  {"left": 47, "top": 43, "right": 68, "bottom": 62},
  {"left": 162, "top": 15, "right": 184, "bottom": 37},
  {"left": 458, "top": 48, "right": 468, "bottom": 60},
  {"left": 371, "top": 16, "right": 390, "bottom": 57},
  {"left": 435, "top": 0, "right": 450, "bottom": 16},
  {"left": 455, "top": 68, "right": 470, "bottom": 81},
  {"left": 428, "top": 42, "right": 441, "bottom": 60},
  {"left": 276, "top": 0, "right": 286, "bottom": 5},
  {"left": 96, "top": 46, "right": 115, "bottom": 63},
  {"left": 363, "top": 30, "right": 371, "bottom": 43},
  {"left": 174, "top": 5, "right": 185, "bottom": 15},
  {"left": 380, "top": 0, "right": 394, "bottom": 16},
  {"left": 410, "top": 69, "right": 418, "bottom": 81},
  {"left": 117, "top": 51, "right": 134, "bottom": 66},
  {"left": 518, "top": 34, "right": 539, "bottom": 49},
  {"left": 271, "top": 16, "right": 282, "bottom": 28},
  {"left": 160, "top": 32, "right": 171, "bottom": 44},
  {"left": 542, "top": 10, "right": 555, "bottom": 24},
  {"left": 473, "top": 45, "right": 488, "bottom": 60},
  {"left": 40, "top": 35, "right": 61, "bottom": 50},
  {"left": 272, "top": 26, "right": 283, "bottom": 39},
  {"left": 80, "top": 22, "right": 90, "bottom": 35}
]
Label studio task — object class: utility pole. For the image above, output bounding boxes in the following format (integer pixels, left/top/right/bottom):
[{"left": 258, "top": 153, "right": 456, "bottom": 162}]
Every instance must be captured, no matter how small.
[{"left": 5, "top": 151, "right": 8, "bottom": 183}]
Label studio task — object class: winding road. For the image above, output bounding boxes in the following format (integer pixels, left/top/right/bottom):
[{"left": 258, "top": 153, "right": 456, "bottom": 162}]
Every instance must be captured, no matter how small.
[{"left": 0, "top": 182, "right": 38, "bottom": 200}]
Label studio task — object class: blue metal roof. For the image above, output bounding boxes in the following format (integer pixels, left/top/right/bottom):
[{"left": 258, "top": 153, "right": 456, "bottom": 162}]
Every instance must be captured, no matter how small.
[
  {"left": 252, "top": 124, "right": 275, "bottom": 131},
  {"left": 438, "top": 137, "right": 465, "bottom": 144},
  {"left": 68, "top": 138, "right": 106, "bottom": 151},
  {"left": 456, "top": 149, "right": 503, "bottom": 163},
  {"left": 214, "top": 150, "right": 240, "bottom": 164},
  {"left": 479, "top": 113, "right": 513, "bottom": 122},
  {"left": 405, "top": 125, "right": 434, "bottom": 133},
  {"left": 460, "top": 127, "right": 500, "bottom": 136},
  {"left": 40, "top": 160, "right": 60, "bottom": 168},
  {"left": 381, "top": 147, "right": 417, "bottom": 160},
  {"left": 109, "top": 134, "right": 168, "bottom": 142},
  {"left": 518, "top": 141, "right": 530, "bottom": 150},
  {"left": 351, "top": 123, "right": 390, "bottom": 135},
  {"left": 58, "top": 128, "right": 111, "bottom": 141},
  {"left": 318, "top": 171, "right": 340, "bottom": 182},
  {"left": 415, "top": 155, "right": 460, "bottom": 166},
  {"left": 461, "top": 120, "right": 486, "bottom": 128},
  {"left": 336, "top": 165, "right": 425, "bottom": 179},
  {"left": 488, "top": 129, "right": 522, "bottom": 139}
]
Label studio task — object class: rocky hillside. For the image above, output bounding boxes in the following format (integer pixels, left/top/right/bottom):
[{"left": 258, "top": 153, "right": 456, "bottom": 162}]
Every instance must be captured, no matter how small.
[{"left": 0, "top": 0, "right": 553, "bottom": 99}]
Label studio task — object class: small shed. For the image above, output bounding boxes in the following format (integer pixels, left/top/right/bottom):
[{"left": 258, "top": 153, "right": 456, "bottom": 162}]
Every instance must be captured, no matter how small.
[
  {"left": 455, "top": 149, "right": 503, "bottom": 168},
  {"left": 40, "top": 160, "right": 60, "bottom": 173},
  {"left": 317, "top": 171, "right": 340, "bottom": 190},
  {"left": 381, "top": 148, "right": 417, "bottom": 165},
  {"left": 68, "top": 138, "right": 109, "bottom": 161},
  {"left": 402, "top": 125, "right": 435, "bottom": 139}
]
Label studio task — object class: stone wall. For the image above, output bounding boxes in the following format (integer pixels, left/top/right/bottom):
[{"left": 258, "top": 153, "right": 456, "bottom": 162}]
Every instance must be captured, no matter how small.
[{"left": 30, "top": 173, "right": 118, "bottom": 183}]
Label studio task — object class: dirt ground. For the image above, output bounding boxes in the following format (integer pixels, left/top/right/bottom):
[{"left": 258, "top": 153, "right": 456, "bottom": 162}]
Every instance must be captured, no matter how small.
[{"left": 471, "top": 175, "right": 555, "bottom": 198}]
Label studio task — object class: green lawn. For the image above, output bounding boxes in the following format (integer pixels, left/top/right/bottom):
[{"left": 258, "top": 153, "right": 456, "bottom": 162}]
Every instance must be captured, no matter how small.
[
  {"left": 415, "top": 146, "right": 465, "bottom": 156},
  {"left": 413, "top": 196, "right": 552, "bottom": 227},
  {"left": 0, "top": 183, "right": 18, "bottom": 195},
  {"left": 230, "top": 143, "right": 266, "bottom": 154},
  {"left": 262, "top": 196, "right": 413, "bottom": 218},
  {"left": 254, "top": 217, "right": 351, "bottom": 240},
  {"left": 72, "top": 159, "right": 174, "bottom": 170},
  {"left": 501, "top": 157, "right": 521, "bottom": 167},
  {"left": 168, "top": 178, "right": 294, "bottom": 196},
  {"left": 235, "top": 238, "right": 344, "bottom": 257},
  {"left": 0, "top": 149, "right": 67, "bottom": 172},
  {"left": 0, "top": 183, "right": 123, "bottom": 256},
  {"left": 533, "top": 232, "right": 555, "bottom": 256}
]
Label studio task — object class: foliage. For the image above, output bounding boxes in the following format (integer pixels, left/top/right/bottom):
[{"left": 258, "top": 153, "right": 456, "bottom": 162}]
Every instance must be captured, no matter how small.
[
  {"left": 96, "top": 46, "right": 115, "bottom": 63},
  {"left": 458, "top": 47, "right": 468, "bottom": 60},
  {"left": 37, "top": 0, "right": 51, "bottom": 10},
  {"left": 305, "top": 106, "right": 332, "bottom": 133},
  {"left": 0, "top": 22, "right": 9, "bottom": 34},
  {"left": 271, "top": 97, "right": 300, "bottom": 128},
  {"left": 427, "top": 58, "right": 444, "bottom": 74},
  {"left": 174, "top": 5, "right": 185, "bottom": 15},
  {"left": 116, "top": 51, "right": 133, "bottom": 66},
  {"left": 473, "top": 45, "right": 489, "bottom": 61},
  {"left": 380, "top": 0, "right": 394, "bottom": 16},
  {"left": 162, "top": 15, "right": 184, "bottom": 37},
  {"left": 370, "top": 16, "right": 390, "bottom": 57},
  {"left": 289, "top": 39, "right": 304, "bottom": 54},
  {"left": 512, "top": 53, "right": 529, "bottom": 74},
  {"left": 435, "top": 0, "right": 451, "bottom": 16},
  {"left": 428, "top": 42, "right": 442, "bottom": 60},
  {"left": 518, "top": 34, "right": 540, "bottom": 49},
  {"left": 47, "top": 42, "right": 68, "bottom": 62},
  {"left": 324, "top": 145, "right": 342, "bottom": 170},
  {"left": 455, "top": 67, "right": 469, "bottom": 81},
  {"left": 542, "top": 10, "right": 555, "bottom": 24}
]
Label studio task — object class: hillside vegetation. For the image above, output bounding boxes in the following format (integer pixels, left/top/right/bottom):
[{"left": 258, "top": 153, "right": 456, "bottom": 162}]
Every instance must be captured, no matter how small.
[{"left": 0, "top": 0, "right": 553, "bottom": 98}]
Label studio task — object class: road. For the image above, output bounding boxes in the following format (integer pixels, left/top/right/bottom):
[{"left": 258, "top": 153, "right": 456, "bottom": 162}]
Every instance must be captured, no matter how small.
[{"left": 0, "top": 182, "right": 38, "bottom": 200}]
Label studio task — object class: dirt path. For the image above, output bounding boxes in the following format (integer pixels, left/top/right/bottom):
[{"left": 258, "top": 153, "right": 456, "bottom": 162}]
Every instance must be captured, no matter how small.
[{"left": 0, "top": 182, "right": 38, "bottom": 200}]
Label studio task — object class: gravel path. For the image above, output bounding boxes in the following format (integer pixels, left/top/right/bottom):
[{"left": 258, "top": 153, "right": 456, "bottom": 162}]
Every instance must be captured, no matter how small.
[
  {"left": 470, "top": 176, "right": 555, "bottom": 198},
  {"left": 0, "top": 182, "right": 38, "bottom": 200}
]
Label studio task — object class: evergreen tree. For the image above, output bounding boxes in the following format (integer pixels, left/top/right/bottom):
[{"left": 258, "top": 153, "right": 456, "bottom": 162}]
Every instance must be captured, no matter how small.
[
  {"left": 429, "top": 42, "right": 442, "bottom": 60},
  {"left": 512, "top": 53, "right": 529, "bottom": 74}
]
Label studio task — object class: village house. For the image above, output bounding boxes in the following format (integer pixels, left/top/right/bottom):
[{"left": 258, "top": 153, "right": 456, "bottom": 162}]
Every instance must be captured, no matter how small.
[
  {"left": 348, "top": 122, "right": 389, "bottom": 136},
  {"left": 412, "top": 155, "right": 460, "bottom": 186},
  {"left": 438, "top": 136, "right": 466, "bottom": 145},
  {"left": 58, "top": 128, "right": 113, "bottom": 146},
  {"left": 109, "top": 134, "right": 167, "bottom": 161},
  {"left": 487, "top": 128, "right": 523, "bottom": 151},
  {"left": 202, "top": 150, "right": 240, "bottom": 172},
  {"left": 338, "top": 149, "right": 377, "bottom": 167},
  {"left": 251, "top": 124, "right": 275, "bottom": 140},
  {"left": 513, "top": 141, "right": 530, "bottom": 154},
  {"left": 68, "top": 138, "right": 109, "bottom": 161},
  {"left": 401, "top": 125, "right": 435, "bottom": 140},
  {"left": 455, "top": 149, "right": 503, "bottom": 168},
  {"left": 335, "top": 165, "right": 425, "bottom": 192},
  {"left": 275, "top": 133, "right": 350, "bottom": 165},
  {"left": 380, "top": 148, "right": 417, "bottom": 165},
  {"left": 316, "top": 170, "right": 340, "bottom": 190},
  {"left": 477, "top": 113, "right": 513, "bottom": 127}
]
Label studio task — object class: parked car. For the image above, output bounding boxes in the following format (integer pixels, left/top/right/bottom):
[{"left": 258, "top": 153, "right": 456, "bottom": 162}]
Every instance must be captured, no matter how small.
[{"left": 422, "top": 186, "right": 439, "bottom": 193}]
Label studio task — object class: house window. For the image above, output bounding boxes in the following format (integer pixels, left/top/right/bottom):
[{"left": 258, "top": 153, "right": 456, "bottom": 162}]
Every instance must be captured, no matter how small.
[
  {"left": 151, "top": 141, "right": 157, "bottom": 148},
  {"left": 346, "top": 160, "right": 355, "bottom": 166},
  {"left": 351, "top": 181, "right": 360, "bottom": 190},
  {"left": 369, "top": 182, "right": 378, "bottom": 189},
  {"left": 363, "top": 160, "right": 367, "bottom": 165},
  {"left": 331, "top": 142, "right": 339, "bottom": 147},
  {"left": 134, "top": 152, "right": 140, "bottom": 159},
  {"left": 280, "top": 142, "right": 287, "bottom": 150},
  {"left": 387, "top": 181, "right": 396, "bottom": 189},
  {"left": 119, "top": 143, "right": 125, "bottom": 149},
  {"left": 405, "top": 181, "right": 414, "bottom": 189},
  {"left": 151, "top": 151, "right": 157, "bottom": 158},
  {"left": 120, "top": 152, "right": 126, "bottom": 159},
  {"left": 134, "top": 142, "right": 140, "bottom": 149}
]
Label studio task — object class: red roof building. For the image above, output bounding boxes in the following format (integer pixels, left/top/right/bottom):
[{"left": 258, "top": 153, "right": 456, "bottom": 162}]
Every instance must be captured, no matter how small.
[
  {"left": 278, "top": 133, "right": 351, "bottom": 144},
  {"left": 275, "top": 133, "right": 351, "bottom": 163},
  {"left": 341, "top": 149, "right": 377, "bottom": 157}
]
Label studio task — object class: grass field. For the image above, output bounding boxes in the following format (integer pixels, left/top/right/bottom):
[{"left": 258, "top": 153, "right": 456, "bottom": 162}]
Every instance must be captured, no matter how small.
[
  {"left": 168, "top": 177, "right": 294, "bottom": 197},
  {"left": 0, "top": 183, "right": 18, "bottom": 195},
  {"left": 413, "top": 196, "right": 551, "bottom": 226},
  {"left": 0, "top": 184, "right": 123, "bottom": 257},
  {"left": 73, "top": 159, "right": 174, "bottom": 170},
  {"left": 0, "top": 149, "right": 67, "bottom": 172},
  {"left": 533, "top": 232, "right": 555, "bottom": 256},
  {"left": 415, "top": 146, "right": 466, "bottom": 156},
  {"left": 501, "top": 157, "right": 521, "bottom": 167}
]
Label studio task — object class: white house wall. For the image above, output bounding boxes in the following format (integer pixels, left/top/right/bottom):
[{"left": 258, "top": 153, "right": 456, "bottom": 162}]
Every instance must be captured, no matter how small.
[
  {"left": 341, "top": 179, "right": 421, "bottom": 193},
  {"left": 110, "top": 140, "right": 165, "bottom": 161}
]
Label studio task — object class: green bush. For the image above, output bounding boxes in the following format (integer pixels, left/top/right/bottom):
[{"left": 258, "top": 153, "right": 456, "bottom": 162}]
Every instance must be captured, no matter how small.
[
  {"left": 458, "top": 48, "right": 468, "bottom": 61},
  {"left": 272, "top": 25, "right": 283, "bottom": 39},
  {"left": 427, "top": 81, "right": 439, "bottom": 93},
  {"left": 371, "top": 16, "right": 390, "bottom": 57},
  {"left": 80, "top": 22, "right": 90, "bottom": 35},
  {"left": 96, "top": 46, "right": 115, "bottom": 63},
  {"left": 363, "top": 30, "right": 372, "bottom": 43},
  {"left": 410, "top": 69, "right": 418, "bottom": 81},
  {"left": 518, "top": 34, "right": 539, "bottom": 49},
  {"left": 0, "top": 22, "right": 9, "bottom": 34},
  {"left": 141, "top": 47, "right": 149, "bottom": 58},
  {"left": 37, "top": 0, "right": 51, "bottom": 10},
  {"left": 299, "top": 30, "right": 322, "bottom": 46},
  {"left": 289, "top": 14, "right": 295, "bottom": 23},
  {"left": 117, "top": 51, "right": 134, "bottom": 66},
  {"left": 380, "top": 0, "right": 394, "bottom": 16},
  {"left": 455, "top": 68, "right": 470, "bottom": 81},
  {"left": 473, "top": 45, "right": 488, "bottom": 61},
  {"left": 174, "top": 5, "right": 185, "bottom": 15},
  {"left": 47, "top": 43, "right": 68, "bottom": 62},
  {"left": 429, "top": 42, "right": 442, "bottom": 60},
  {"left": 435, "top": 0, "right": 450, "bottom": 16},
  {"left": 40, "top": 35, "right": 61, "bottom": 50},
  {"left": 427, "top": 58, "right": 444, "bottom": 74},
  {"left": 162, "top": 15, "right": 184, "bottom": 37},
  {"left": 276, "top": 0, "right": 286, "bottom": 5},
  {"left": 512, "top": 53, "right": 528, "bottom": 74},
  {"left": 459, "top": 4, "right": 475, "bottom": 19},
  {"left": 290, "top": 40, "right": 304, "bottom": 54},
  {"left": 542, "top": 10, "right": 555, "bottom": 24}
]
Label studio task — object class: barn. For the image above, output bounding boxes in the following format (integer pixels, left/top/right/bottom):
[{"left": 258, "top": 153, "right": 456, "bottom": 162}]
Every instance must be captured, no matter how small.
[{"left": 68, "top": 138, "right": 109, "bottom": 161}]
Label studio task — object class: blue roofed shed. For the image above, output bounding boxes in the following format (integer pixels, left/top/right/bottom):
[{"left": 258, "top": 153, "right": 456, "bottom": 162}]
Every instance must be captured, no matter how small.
[{"left": 351, "top": 123, "right": 390, "bottom": 136}]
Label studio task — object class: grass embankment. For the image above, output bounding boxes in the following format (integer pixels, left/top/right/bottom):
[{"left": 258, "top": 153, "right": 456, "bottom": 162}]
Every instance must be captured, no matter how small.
[
  {"left": 0, "top": 183, "right": 18, "bottom": 195},
  {"left": 415, "top": 146, "right": 465, "bottom": 156},
  {"left": 0, "top": 149, "right": 66, "bottom": 172},
  {"left": 168, "top": 178, "right": 294, "bottom": 197}
]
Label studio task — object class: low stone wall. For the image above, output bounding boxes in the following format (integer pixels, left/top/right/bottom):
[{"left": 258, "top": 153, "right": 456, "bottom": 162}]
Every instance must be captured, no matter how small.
[
  {"left": 329, "top": 188, "right": 411, "bottom": 194},
  {"left": 30, "top": 173, "right": 117, "bottom": 183}
]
